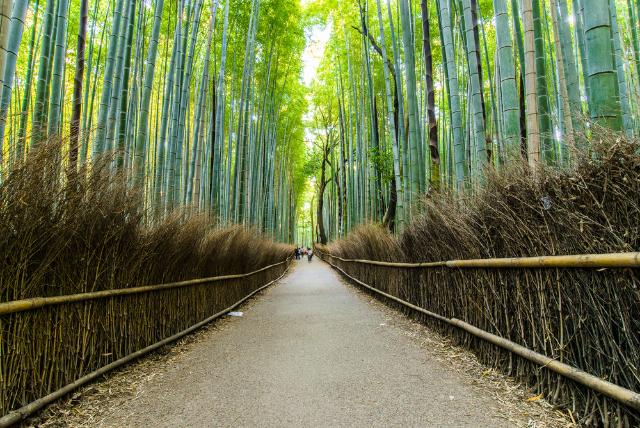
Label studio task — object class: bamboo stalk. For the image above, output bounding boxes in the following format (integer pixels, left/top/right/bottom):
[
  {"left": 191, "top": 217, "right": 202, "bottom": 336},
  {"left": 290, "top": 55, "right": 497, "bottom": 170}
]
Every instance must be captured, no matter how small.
[
  {"left": 0, "top": 262, "right": 292, "bottom": 427},
  {"left": 322, "top": 256, "right": 640, "bottom": 412},
  {"left": 0, "top": 258, "right": 290, "bottom": 316},
  {"left": 319, "top": 251, "right": 640, "bottom": 269}
]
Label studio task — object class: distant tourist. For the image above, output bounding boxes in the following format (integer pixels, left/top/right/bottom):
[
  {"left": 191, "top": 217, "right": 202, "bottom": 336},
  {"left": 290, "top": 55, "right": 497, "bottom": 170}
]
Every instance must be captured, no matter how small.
[
  {"left": 294, "top": 247, "right": 300, "bottom": 260},
  {"left": 307, "top": 248, "right": 313, "bottom": 262}
]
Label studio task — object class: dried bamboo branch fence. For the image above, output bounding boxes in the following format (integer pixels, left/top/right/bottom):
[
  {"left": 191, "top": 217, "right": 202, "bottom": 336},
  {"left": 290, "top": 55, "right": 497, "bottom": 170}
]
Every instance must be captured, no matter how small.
[
  {"left": 0, "top": 257, "right": 292, "bottom": 426},
  {"left": 317, "top": 248, "right": 640, "bottom": 426}
]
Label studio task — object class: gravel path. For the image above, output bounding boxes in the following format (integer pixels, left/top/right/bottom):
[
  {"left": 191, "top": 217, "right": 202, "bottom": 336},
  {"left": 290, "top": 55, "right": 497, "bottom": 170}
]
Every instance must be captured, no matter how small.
[{"left": 34, "top": 259, "right": 571, "bottom": 427}]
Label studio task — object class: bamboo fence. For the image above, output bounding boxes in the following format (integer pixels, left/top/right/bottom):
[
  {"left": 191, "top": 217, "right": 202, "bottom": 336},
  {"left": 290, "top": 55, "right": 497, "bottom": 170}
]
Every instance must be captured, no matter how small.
[
  {"left": 0, "top": 257, "right": 292, "bottom": 424},
  {"left": 317, "top": 248, "right": 640, "bottom": 426}
]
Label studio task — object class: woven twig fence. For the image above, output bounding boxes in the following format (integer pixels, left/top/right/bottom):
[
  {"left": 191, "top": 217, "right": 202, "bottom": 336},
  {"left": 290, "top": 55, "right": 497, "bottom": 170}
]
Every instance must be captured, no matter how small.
[
  {"left": 317, "top": 248, "right": 640, "bottom": 427},
  {"left": 0, "top": 258, "right": 291, "bottom": 422}
]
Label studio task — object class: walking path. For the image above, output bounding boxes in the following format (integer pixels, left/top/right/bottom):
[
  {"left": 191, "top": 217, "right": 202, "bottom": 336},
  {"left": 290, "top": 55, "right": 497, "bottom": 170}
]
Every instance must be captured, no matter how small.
[{"left": 37, "top": 259, "right": 567, "bottom": 427}]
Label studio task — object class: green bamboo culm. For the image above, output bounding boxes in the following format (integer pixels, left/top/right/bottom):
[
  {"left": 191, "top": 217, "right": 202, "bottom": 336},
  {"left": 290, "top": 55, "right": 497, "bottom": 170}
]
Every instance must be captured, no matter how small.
[
  {"left": 493, "top": 0, "right": 520, "bottom": 155},
  {"left": 15, "top": 0, "right": 40, "bottom": 162},
  {"left": 0, "top": 0, "right": 30, "bottom": 156},
  {"left": 135, "top": 0, "right": 165, "bottom": 188},
  {"left": 583, "top": 0, "right": 622, "bottom": 130},
  {"left": 439, "top": 0, "right": 466, "bottom": 189},
  {"left": 31, "top": 0, "right": 57, "bottom": 149},
  {"left": 47, "top": 0, "right": 71, "bottom": 139},
  {"left": 532, "top": 0, "right": 554, "bottom": 163},
  {"left": 609, "top": 0, "right": 632, "bottom": 135},
  {"left": 399, "top": 0, "right": 425, "bottom": 197},
  {"left": 375, "top": 0, "right": 404, "bottom": 231},
  {"left": 93, "top": 0, "right": 126, "bottom": 158},
  {"left": 69, "top": 0, "right": 89, "bottom": 174},
  {"left": 461, "top": 0, "right": 488, "bottom": 177}
]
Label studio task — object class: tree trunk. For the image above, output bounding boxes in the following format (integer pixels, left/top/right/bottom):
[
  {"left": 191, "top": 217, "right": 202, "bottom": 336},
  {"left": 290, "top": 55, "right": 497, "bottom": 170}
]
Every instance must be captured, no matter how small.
[
  {"left": 69, "top": 0, "right": 89, "bottom": 176},
  {"left": 47, "top": 0, "right": 71, "bottom": 138},
  {"left": 462, "top": 0, "right": 488, "bottom": 175},
  {"left": 16, "top": 0, "right": 40, "bottom": 160},
  {"left": 0, "top": 0, "right": 12, "bottom": 106},
  {"left": 493, "top": 0, "right": 520, "bottom": 154},
  {"left": 93, "top": 0, "right": 126, "bottom": 156},
  {"left": 523, "top": 0, "right": 541, "bottom": 166},
  {"left": 399, "top": 0, "right": 424, "bottom": 195},
  {"left": 470, "top": 0, "right": 487, "bottom": 125},
  {"left": 532, "top": 0, "right": 553, "bottom": 162},
  {"left": 135, "top": 0, "right": 165, "bottom": 188},
  {"left": 0, "top": 0, "right": 31, "bottom": 156},
  {"left": 420, "top": 0, "right": 440, "bottom": 190},
  {"left": 549, "top": 0, "right": 574, "bottom": 154},
  {"left": 583, "top": 0, "right": 621, "bottom": 129},
  {"left": 439, "top": 0, "right": 466, "bottom": 190}
]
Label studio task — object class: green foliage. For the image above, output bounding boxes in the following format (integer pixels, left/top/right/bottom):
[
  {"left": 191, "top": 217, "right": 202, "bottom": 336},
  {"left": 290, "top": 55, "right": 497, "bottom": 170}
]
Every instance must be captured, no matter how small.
[
  {"left": 368, "top": 145, "right": 393, "bottom": 184},
  {"left": 303, "top": 145, "right": 322, "bottom": 177}
]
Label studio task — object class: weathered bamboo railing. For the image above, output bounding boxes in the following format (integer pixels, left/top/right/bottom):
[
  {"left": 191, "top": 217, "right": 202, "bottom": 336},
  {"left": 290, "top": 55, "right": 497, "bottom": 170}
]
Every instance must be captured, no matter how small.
[
  {"left": 322, "top": 251, "right": 640, "bottom": 269},
  {"left": 317, "top": 249, "right": 640, "bottom": 413},
  {"left": 0, "top": 260, "right": 289, "bottom": 316},
  {"left": 0, "top": 257, "right": 292, "bottom": 427}
]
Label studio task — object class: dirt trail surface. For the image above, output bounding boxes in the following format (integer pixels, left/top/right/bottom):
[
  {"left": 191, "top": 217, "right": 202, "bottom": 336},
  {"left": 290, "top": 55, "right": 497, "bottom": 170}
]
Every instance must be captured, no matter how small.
[{"left": 33, "top": 260, "right": 571, "bottom": 427}]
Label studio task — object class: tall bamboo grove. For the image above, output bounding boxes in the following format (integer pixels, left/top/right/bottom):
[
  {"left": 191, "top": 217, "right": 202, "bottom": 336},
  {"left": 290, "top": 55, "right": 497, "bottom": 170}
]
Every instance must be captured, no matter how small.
[
  {"left": 0, "top": 0, "right": 308, "bottom": 242},
  {"left": 306, "top": 0, "right": 635, "bottom": 243},
  {"left": 0, "top": 0, "right": 636, "bottom": 243}
]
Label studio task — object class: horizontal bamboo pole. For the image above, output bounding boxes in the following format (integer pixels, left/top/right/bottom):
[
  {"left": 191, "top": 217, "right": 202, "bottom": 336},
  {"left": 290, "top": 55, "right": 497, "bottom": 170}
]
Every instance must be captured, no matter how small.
[
  {"left": 322, "top": 257, "right": 640, "bottom": 412},
  {"left": 0, "top": 259, "right": 290, "bottom": 316},
  {"left": 320, "top": 251, "right": 640, "bottom": 269},
  {"left": 0, "top": 261, "right": 292, "bottom": 427}
]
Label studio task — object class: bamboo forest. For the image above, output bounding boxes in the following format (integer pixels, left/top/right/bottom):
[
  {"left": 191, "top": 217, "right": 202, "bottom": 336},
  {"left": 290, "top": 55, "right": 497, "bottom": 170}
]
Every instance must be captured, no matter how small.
[
  {"left": 1, "top": 0, "right": 640, "bottom": 426},
  {"left": 304, "top": 0, "right": 640, "bottom": 244},
  {"left": 0, "top": 0, "right": 636, "bottom": 241}
]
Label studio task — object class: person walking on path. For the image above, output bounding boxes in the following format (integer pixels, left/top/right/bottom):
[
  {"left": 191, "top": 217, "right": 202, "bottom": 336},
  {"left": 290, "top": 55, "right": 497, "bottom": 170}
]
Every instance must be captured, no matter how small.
[
  {"left": 307, "top": 247, "right": 313, "bottom": 262},
  {"left": 294, "top": 247, "right": 300, "bottom": 260}
]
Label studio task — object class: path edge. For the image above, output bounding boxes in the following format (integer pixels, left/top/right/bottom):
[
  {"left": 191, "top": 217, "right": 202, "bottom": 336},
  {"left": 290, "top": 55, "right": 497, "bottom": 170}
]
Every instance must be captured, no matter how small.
[{"left": 0, "top": 263, "right": 293, "bottom": 428}]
